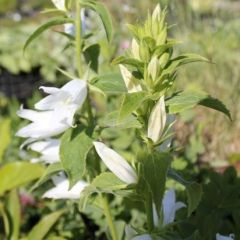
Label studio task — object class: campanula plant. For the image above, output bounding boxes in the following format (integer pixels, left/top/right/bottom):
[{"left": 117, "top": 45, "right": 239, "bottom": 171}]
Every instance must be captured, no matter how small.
[{"left": 14, "top": 0, "right": 233, "bottom": 239}]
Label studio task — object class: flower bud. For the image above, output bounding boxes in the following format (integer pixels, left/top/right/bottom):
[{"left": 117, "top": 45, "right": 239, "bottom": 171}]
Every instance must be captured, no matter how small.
[
  {"left": 147, "top": 56, "right": 159, "bottom": 82},
  {"left": 159, "top": 52, "right": 170, "bottom": 68},
  {"left": 148, "top": 96, "right": 167, "bottom": 143},
  {"left": 119, "top": 65, "right": 142, "bottom": 93},
  {"left": 131, "top": 39, "right": 140, "bottom": 60}
]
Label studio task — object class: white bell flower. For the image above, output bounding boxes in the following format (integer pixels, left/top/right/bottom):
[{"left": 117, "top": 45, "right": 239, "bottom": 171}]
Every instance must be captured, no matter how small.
[
  {"left": 162, "top": 189, "right": 186, "bottom": 226},
  {"left": 216, "top": 233, "right": 234, "bottom": 240},
  {"left": 16, "top": 79, "right": 87, "bottom": 139},
  {"left": 125, "top": 225, "right": 152, "bottom": 240},
  {"left": 29, "top": 139, "right": 60, "bottom": 164},
  {"left": 93, "top": 142, "right": 137, "bottom": 184},
  {"left": 16, "top": 108, "right": 71, "bottom": 138},
  {"left": 51, "top": 0, "right": 66, "bottom": 11},
  {"left": 119, "top": 64, "right": 142, "bottom": 93},
  {"left": 148, "top": 96, "right": 167, "bottom": 143},
  {"left": 43, "top": 174, "right": 88, "bottom": 199}
]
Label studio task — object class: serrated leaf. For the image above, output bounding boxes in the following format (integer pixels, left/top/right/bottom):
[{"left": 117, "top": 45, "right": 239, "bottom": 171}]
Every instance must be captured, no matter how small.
[
  {"left": 99, "top": 111, "right": 142, "bottom": 129},
  {"left": 118, "top": 92, "right": 147, "bottom": 121},
  {"left": 166, "top": 90, "right": 231, "bottom": 120},
  {"left": 186, "top": 183, "right": 202, "bottom": 216},
  {"left": 27, "top": 210, "right": 64, "bottom": 240},
  {"left": 138, "top": 152, "right": 171, "bottom": 215},
  {"left": 0, "top": 162, "right": 45, "bottom": 196},
  {"left": 80, "top": 0, "right": 113, "bottom": 41},
  {"left": 60, "top": 126, "right": 92, "bottom": 187},
  {"left": 92, "top": 73, "right": 127, "bottom": 94},
  {"left": 24, "top": 17, "right": 73, "bottom": 51},
  {"left": 30, "top": 162, "right": 63, "bottom": 192}
]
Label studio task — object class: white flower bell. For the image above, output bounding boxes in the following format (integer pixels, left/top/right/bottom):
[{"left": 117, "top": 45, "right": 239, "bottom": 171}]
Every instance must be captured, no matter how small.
[
  {"left": 125, "top": 225, "right": 152, "bottom": 240},
  {"left": 43, "top": 174, "right": 88, "bottom": 199},
  {"left": 16, "top": 79, "right": 87, "bottom": 139},
  {"left": 216, "top": 233, "right": 234, "bottom": 240},
  {"left": 93, "top": 142, "right": 137, "bottom": 184},
  {"left": 29, "top": 139, "right": 60, "bottom": 164}
]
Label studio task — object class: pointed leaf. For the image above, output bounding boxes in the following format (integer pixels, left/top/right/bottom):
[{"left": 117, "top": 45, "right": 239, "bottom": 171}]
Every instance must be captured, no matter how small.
[
  {"left": 0, "top": 118, "right": 11, "bottom": 163},
  {"left": 80, "top": 0, "right": 113, "bottom": 41},
  {"left": 60, "top": 126, "right": 92, "bottom": 187},
  {"left": 24, "top": 17, "right": 73, "bottom": 51},
  {"left": 166, "top": 90, "right": 231, "bottom": 120},
  {"left": 83, "top": 44, "right": 100, "bottom": 73},
  {"left": 186, "top": 183, "right": 202, "bottom": 216},
  {"left": 28, "top": 210, "right": 64, "bottom": 240}
]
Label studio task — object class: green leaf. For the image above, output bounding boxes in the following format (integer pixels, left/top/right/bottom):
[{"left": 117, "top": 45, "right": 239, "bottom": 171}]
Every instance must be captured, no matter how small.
[
  {"left": 0, "top": 162, "right": 45, "bottom": 196},
  {"left": 79, "top": 172, "right": 127, "bottom": 210},
  {"left": 80, "top": 0, "right": 113, "bottom": 41},
  {"left": 60, "top": 126, "right": 93, "bottom": 187},
  {"left": 24, "top": 17, "right": 73, "bottom": 51},
  {"left": 27, "top": 210, "right": 64, "bottom": 240},
  {"left": 0, "top": 202, "right": 10, "bottom": 236},
  {"left": 171, "top": 53, "right": 209, "bottom": 66},
  {"left": 0, "top": 118, "right": 11, "bottom": 163},
  {"left": 7, "top": 190, "right": 20, "bottom": 240},
  {"left": 166, "top": 90, "right": 231, "bottom": 120},
  {"left": 92, "top": 172, "right": 127, "bottom": 192},
  {"left": 118, "top": 92, "right": 147, "bottom": 121},
  {"left": 138, "top": 152, "right": 172, "bottom": 215},
  {"left": 112, "top": 56, "right": 144, "bottom": 69},
  {"left": 30, "top": 162, "right": 63, "bottom": 192},
  {"left": 83, "top": 44, "right": 100, "bottom": 73},
  {"left": 99, "top": 111, "right": 142, "bottom": 129},
  {"left": 91, "top": 73, "right": 127, "bottom": 94},
  {"left": 186, "top": 182, "right": 202, "bottom": 216}
]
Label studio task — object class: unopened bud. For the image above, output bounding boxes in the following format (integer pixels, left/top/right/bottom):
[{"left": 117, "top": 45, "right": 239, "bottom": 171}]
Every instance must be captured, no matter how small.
[
  {"left": 131, "top": 39, "right": 140, "bottom": 60},
  {"left": 148, "top": 56, "right": 159, "bottom": 82},
  {"left": 148, "top": 96, "right": 167, "bottom": 143}
]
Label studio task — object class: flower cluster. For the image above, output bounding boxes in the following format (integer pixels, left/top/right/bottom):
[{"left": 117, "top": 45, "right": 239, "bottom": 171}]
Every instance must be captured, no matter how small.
[{"left": 16, "top": 79, "right": 88, "bottom": 198}]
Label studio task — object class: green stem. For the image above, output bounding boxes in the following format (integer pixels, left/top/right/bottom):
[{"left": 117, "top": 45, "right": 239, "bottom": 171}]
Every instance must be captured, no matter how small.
[
  {"left": 101, "top": 194, "right": 119, "bottom": 240},
  {"left": 145, "top": 192, "right": 154, "bottom": 232},
  {"left": 75, "top": 0, "right": 83, "bottom": 78}
]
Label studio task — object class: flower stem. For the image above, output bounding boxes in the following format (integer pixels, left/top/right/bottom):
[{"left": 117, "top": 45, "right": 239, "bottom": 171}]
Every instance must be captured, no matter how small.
[
  {"left": 101, "top": 194, "right": 119, "bottom": 240},
  {"left": 145, "top": 192, "right": 154, "bottom": 232},
  {"left": 75, "top": 0, "right": 83, "bottom": 78}
]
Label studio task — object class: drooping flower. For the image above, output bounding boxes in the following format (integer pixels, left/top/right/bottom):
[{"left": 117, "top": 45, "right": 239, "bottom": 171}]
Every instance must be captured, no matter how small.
[
  {"left": 147, "top": 96, "right": 167, "bottom": 143},
  {"left": 153, "top": 189, "right": 185, "bottom": 227},
  {"left": 43, "top": 174, "right": 88, "bottom": 199},
  {"left": 29, "top": 139, "right": 60, "bottom": 164},
  {"left": 16, "top": 79, "right": 87, "bottom": 139},
  {"left": 51, "top": 0, "right": 66, "bottom": 11},
  {"left": 216, "top": 233, "right": 234, "bottom": 240},
  {"left": 93, "top": 142, "right": 138, "bottom": 184},
  {"left": 162, "top": 189, "right": 186, "bottom": 226},
  {"left": 119, "top": 65, "right": 142, "bottom": 93}
]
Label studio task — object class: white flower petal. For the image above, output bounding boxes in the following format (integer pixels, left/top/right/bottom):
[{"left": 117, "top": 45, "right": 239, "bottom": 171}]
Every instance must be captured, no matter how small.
[
  {"left": 216, "top": 233, "right": 234, "bottom": 240},
  {"left": 93, "top": 142, "right": 137, "bottom": 184},
  {"left": 43, "top": 175, "right": 88, "bottom": 199},
  {"left": 132, "top": 234, "right": 152, "bottom": 240},
  {"left": 148, "top": 96, "right": 166, "bottom": 143},
  {"left": 162, "top": 189, "right": 185, "bottom": 226}
]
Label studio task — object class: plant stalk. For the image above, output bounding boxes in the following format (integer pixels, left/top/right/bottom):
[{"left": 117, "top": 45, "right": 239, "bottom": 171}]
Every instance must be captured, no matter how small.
[
  {"left": 101, "top": 194, "right": 119, "bottom": 240},
  {"left": 145, "top": 192, "right": 154, "bottom": 232},
  {"left": 75, "top": 0, "right": 83, "bottom": 78}
]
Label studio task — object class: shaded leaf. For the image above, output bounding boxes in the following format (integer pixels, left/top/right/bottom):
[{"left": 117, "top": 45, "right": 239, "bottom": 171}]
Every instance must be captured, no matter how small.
[
  {"left": 83, "top": 44, "right": 100, "bottom": 73},
  {"left": 0, "top": 118, "right": 11, "bottom": 163},
  {"left": 186, "top": 183, "right": 202, "bottom": 216},
  {"left": 60, "top": 126, "right": 92, "bottom": 187}
]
